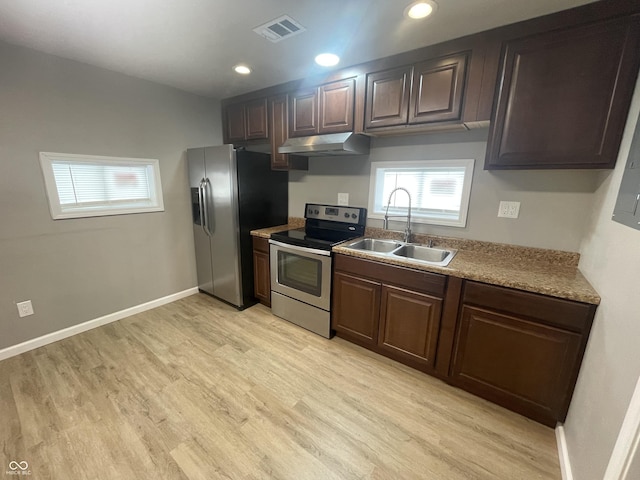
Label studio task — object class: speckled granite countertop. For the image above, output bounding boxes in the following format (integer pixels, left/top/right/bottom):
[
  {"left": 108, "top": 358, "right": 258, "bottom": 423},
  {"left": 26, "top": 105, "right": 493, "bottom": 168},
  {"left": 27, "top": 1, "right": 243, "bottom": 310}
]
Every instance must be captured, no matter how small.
[
  {"left": 251, "top": 222, "right": 600, "bottom": 305},
  {"left": 250, "top": 218, "right": 304, "bottom": 239}
]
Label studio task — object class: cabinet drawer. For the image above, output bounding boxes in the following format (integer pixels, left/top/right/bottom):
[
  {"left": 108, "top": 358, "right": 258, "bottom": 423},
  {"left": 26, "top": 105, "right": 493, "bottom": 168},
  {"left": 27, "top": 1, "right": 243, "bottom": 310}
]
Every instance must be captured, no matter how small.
[
  {"left": 334, "top": 254, "right": 446, "bottom": 297},
  {"left": 462, "top": 281, "right": 594, "bottom": 332},
  {"left": 252, "top": 236, "right": 269, "bottom": 254}
]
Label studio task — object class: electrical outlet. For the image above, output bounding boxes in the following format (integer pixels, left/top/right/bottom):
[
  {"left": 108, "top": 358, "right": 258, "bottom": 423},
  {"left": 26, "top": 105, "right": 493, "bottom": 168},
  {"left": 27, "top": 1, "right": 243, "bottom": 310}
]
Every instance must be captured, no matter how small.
[
  {"left": 337, "top": 193, "right": 349, "bottom": 206},
  {"left": 498, "top": 201, "right": 521, "bottom": 218},
  {"left": 17, "top": 300, "right": 34, "bottom": 318}
]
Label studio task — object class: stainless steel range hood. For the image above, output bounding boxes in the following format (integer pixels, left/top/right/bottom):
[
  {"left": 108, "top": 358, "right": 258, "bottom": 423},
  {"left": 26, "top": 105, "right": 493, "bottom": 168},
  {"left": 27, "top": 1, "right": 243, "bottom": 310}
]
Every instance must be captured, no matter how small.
[{"left": 278, "top": 132, "right": 370, "bottom": 156}]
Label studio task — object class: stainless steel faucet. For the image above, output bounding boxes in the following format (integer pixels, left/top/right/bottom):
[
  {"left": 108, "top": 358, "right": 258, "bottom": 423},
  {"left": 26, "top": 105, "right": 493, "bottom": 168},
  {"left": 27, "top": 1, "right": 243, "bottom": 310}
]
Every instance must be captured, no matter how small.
[{"left": 383, "top": 187, "right": 412, "bottom": 243}]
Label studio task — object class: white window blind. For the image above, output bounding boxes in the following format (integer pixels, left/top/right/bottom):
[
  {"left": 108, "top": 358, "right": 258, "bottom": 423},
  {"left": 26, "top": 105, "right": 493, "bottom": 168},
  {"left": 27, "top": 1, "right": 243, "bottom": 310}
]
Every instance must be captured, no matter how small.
[
  {"left": 368, "top": 159, "right": 474, "bottom": 227},
  {"left": 40, "top": 152, "right": 164, "bottom": 219}
]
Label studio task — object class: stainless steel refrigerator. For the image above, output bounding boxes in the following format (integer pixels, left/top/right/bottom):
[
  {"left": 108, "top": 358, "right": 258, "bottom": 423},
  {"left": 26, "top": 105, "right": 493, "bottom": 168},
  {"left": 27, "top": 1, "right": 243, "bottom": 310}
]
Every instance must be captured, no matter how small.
[{"left": 187, "top": 145, "right": 288, "bottom": 309}]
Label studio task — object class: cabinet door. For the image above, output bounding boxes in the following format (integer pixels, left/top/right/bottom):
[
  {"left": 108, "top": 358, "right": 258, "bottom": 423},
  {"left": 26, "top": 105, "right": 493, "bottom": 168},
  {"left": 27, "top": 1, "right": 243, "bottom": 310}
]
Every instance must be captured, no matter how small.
[
  {"left": 409, "top": 53, "right": 468, "bottom": 125},
  {"left": 269, "top": 95, "right": 309, "bottom": 171},
  {"left": 365, "top": 66, "right": 412, "bottom": 128},
  {"left": 289, "top": 89, "right": 318, "bottom": 137},
  {"left": 451, "top": 305, "right": 582, "bottom": 426},
  {"left": 319, "top": 79, "right": 355, "bottom": 134},
  {"left": 270, "top": 94, "right": 291, "bottom": 170},
  {"left": 378, "top": 285, "right": 442, "bottom": 368},
  {"left": 486, "top": 17, "right": 640, "bottom": 169},
  {"left": 245, "top": 98, "right": 269, "bottom": 140},
  {"left": 225, "top": 103, "right": 246, "bottom": 143},
  {"left": 252, "top": 249, "right": 271, "bottom": 307},
  {"left": 332, "top": 272, "right": 381, "bottom": 345}
]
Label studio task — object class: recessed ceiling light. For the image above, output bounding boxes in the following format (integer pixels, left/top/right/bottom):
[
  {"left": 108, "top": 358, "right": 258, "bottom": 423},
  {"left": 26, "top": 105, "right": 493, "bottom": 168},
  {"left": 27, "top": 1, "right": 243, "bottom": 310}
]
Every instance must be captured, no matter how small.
[
  {"left": 233, "top": 64, "right": 251, "bottom": 75},
  {"left": 405, "top": 1, "right": 437, "bottom": 20},
  {"left": 315, "top": 53, "right": 340, "bottom": 67}
]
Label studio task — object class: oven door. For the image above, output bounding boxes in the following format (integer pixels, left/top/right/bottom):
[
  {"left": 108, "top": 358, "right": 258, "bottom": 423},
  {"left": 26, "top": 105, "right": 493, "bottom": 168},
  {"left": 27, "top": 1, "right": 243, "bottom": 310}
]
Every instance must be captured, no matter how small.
[{"left": 269, "top": 240, "right": 332, "bottom": 311}]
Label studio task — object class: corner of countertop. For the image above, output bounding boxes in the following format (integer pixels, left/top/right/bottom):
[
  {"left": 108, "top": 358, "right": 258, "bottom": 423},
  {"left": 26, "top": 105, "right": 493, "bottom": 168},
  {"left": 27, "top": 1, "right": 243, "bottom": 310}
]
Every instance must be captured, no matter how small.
[{"left": 250, "top": 217, "right": 304, "bottom": 238}]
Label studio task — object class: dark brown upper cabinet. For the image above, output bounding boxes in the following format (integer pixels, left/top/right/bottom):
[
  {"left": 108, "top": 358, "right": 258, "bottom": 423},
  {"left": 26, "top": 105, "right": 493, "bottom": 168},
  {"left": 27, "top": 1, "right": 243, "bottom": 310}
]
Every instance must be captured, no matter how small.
[
  {"left": 365, "top": 52, "right": 470, "bottom": 131},
  {"left": 222, "top": 1, "right": 640, "bottom": 163},
  {"left": 331, "top": 253, "right": 447, "bottom": 375},
  {"left": 223, "top": 97, "right": 269, "bottom": 144},
  {"left": 365, "top": 66, "right": 412, "bottom": 128},
  {"left": 245, "top": 98, "right": 269, "bottom": 140},
  {"left": 409, "top": 53, "right": 468, "bottom": 124},
  {"left": 289, "top": 78, "right": 355, "bottom": 137},
  {"left": 319, "top": 79, "right": 355, "bottom": 134},
  {"left": 485, "top": 16, "right": 640, "bottom": 170},
  {"left": 289, "top": 89, "right": 318, "bottom": 137},
  {"left": 270, "top": 94, "right": 308, "bottom": 171},
  {"left": 270, "top": 94, "right": 291, "bottom": 170},
  {"left": 224, "top": 103, "right": 246, "bottom": 144}
]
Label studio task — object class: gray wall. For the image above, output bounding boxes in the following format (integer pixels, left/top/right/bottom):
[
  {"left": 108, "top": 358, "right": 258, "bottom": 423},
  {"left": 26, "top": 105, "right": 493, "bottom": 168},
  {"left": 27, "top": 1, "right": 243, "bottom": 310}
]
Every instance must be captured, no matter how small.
[
  {"left": 289, "top": 129, "right": 603, "bottom": 251},
  {"left": 0, "top": 41, "right": 220, "bottom": 350},
  {"left": 564, "top": 74, "right": 640, "bottom": 480}
]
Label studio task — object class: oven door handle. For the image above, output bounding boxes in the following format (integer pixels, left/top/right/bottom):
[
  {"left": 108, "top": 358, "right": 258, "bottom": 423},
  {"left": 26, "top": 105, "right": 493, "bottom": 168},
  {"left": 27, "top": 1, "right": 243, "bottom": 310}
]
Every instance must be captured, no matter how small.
[{"left": 268, "top": 239, "right": 332, "bottom": 257}]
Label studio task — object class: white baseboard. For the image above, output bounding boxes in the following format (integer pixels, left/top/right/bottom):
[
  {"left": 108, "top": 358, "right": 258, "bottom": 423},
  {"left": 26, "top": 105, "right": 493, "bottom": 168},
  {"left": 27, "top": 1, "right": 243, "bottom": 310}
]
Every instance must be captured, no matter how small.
[
  {"left": 556, "top": 423, "right": 574, "bottom": 480},
  {"left": 0, "top": 287, "right": 199, "bottom": 362}
]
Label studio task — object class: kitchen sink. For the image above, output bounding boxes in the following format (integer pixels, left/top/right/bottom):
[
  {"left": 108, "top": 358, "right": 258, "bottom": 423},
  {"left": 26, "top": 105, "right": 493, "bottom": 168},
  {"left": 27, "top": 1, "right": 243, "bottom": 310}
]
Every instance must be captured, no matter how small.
[
  {"left": 390, "top": 245, "right": 457, "bottom": 267},
  {"left": 344, "top": 238, "right": 404, "bottom": 253},
  {"left": 342, "top": 238, "right": 457, "bottom": 267}
]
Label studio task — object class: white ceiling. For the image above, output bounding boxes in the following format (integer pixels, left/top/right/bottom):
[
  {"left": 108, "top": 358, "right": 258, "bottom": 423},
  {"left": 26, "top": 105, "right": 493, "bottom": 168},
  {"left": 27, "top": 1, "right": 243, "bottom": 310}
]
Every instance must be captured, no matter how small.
[{"left": 0, "top": 0, "right": 596, "bottom": 99}]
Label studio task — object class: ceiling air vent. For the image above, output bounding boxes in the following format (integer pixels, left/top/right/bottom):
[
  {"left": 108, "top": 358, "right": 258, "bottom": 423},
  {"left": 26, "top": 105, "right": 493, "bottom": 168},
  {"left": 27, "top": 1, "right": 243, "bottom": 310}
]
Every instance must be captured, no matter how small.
[{"left": 253, "top": 15, "right": 306, "bottom": 43}]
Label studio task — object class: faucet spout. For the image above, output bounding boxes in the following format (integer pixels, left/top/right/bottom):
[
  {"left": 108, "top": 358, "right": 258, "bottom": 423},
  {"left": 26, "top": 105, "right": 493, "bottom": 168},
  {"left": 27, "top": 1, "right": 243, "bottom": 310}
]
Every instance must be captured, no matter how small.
[{"left": 384, "top": 187, "right": 412, "bottom": 243}]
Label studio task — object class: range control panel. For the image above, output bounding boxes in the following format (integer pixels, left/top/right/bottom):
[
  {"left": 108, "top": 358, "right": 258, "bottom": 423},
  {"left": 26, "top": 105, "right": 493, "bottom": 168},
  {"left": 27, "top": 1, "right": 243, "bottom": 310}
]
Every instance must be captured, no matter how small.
[{"left": 305, "top": 203, "right": 366, "bottom": 225}]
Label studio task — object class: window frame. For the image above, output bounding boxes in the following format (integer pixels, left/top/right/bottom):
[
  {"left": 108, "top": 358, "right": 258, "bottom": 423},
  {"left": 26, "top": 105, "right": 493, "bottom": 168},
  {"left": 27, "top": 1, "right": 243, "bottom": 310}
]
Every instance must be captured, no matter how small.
[
  {"left": 367, "top": 158, "right": 475, "bottom": 228},
  {"left": 39, "top": 152, "right": 165, "bottom": 220}
]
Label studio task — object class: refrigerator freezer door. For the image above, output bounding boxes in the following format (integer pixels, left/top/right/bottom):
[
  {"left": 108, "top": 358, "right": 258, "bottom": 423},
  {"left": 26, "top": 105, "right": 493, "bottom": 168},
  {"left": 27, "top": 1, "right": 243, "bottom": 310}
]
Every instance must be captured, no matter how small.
[
  {"left": 204, "top": 145, "right": 243, "bottom": 307},
  {"left": 187, "top": 148, "right": 214, "bottom": 295}
]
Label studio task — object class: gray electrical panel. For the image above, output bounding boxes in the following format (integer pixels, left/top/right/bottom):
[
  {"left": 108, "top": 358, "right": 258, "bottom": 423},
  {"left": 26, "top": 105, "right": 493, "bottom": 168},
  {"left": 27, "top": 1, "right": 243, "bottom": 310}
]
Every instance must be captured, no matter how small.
[{"left": 612, "top": 111, "right": 640, "bottom": 230}]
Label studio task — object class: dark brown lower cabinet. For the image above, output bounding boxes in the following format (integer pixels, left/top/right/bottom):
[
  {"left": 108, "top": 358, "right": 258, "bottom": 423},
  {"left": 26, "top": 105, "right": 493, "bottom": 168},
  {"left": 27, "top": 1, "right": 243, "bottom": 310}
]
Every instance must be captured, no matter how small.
[
  {"left": 378, "top": 285, "right": 442, "bottom": 368},
  {"left": 450, "top": 281, "right": 596, "bottom": 427},
  {"left": 331, "top": 254, "right": 446, "bottom": 374},
  {"left": 331, "top": 254, "right": 597, "bottom": 427},
  {"left": 252, "top": 237, "right": 271, "bottom": 307},
  {"left": 332, "top": 272, "right": 381, "bottom": 345}
]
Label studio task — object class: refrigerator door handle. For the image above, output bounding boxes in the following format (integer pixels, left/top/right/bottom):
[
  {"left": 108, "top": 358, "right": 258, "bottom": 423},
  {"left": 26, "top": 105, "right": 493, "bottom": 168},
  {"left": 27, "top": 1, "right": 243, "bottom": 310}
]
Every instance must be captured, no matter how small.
[
  {"left": 198, "top": 179, "right": 206, "bottom": 234},
  {"left": 201, "top": 178, "right": 212, "bottom": 237}
]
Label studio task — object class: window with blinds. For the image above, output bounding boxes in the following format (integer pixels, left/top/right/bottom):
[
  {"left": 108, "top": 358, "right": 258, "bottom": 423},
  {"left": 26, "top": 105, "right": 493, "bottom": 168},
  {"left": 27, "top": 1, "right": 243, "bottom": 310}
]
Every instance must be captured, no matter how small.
[
  {"left": 39, "top": 152, "right": 164, "bottom": 219},
  {"left": 368, "top": 159, "right": 474, "bottom": 227}
]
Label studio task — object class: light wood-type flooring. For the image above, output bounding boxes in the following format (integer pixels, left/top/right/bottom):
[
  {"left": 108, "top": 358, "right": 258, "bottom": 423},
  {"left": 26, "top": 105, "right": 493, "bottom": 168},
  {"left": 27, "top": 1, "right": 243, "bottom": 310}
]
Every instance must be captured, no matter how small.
[{"left": 0, "top": 293, "right": 560, "bottom": 479}]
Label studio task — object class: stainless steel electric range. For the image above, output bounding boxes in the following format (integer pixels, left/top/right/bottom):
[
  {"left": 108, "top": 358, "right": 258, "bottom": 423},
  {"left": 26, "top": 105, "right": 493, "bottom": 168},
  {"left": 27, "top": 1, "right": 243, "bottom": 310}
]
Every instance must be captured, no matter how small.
[{"left": 268, "top": 203, "right": 367, "bottom": 338}]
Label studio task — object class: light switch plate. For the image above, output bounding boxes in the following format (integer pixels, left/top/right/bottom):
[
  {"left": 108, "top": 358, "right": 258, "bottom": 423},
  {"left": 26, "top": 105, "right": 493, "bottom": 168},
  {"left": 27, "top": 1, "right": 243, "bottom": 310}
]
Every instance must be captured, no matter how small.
[
  {"left": 337, "top": 193, "right": 349, "bottom": 206},
  {"left": 498, "top": 201, "right": 520, "bottom": 218}
]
